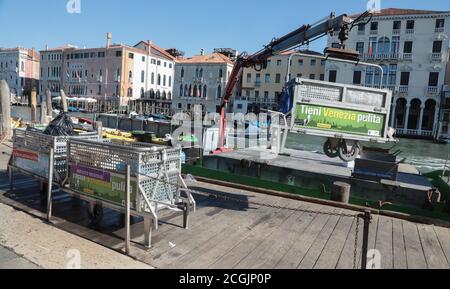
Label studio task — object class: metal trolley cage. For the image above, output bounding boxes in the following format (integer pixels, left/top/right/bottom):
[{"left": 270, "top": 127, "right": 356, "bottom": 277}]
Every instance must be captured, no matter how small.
[{"left": 66, "top": 138, "right": 196, "bottom": 250}]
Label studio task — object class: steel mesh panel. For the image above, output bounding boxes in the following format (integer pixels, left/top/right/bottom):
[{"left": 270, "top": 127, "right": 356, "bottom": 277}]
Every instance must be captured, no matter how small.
[{"left": 298, "top": 83, "right": 342, "bottom": 102}]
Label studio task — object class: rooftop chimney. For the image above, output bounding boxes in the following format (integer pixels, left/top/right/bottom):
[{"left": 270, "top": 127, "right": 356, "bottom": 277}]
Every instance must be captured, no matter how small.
[
  {"left": 200, "top": 49, "right": 205, "bottom": 56},
  {"left": 106, "top": 32, "right": 112, "bottom": 49}
]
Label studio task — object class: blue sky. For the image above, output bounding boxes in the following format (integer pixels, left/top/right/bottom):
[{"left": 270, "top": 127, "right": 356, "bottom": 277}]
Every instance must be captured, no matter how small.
[{"left": 0, "top": 0, "right": 448, "bottom": 56}]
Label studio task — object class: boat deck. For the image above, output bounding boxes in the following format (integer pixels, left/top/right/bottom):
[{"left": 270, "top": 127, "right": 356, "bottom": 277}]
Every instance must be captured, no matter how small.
[{"left": 1, "top": 171, "right": 450, "bottom": 269}]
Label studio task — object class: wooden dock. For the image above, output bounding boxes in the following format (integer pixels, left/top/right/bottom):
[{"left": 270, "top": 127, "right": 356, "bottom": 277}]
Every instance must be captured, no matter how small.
[{"left": 1, "top": 168, "right": 450, "bottom": 269}]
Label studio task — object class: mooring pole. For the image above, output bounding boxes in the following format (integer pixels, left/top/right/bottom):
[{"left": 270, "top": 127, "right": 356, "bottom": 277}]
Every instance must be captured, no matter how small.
[
  {"left": 361, "top": 210, "right": 371, "bottom": 270},
  {"left": 0, "top": 80, "right": 12, "bottom": 138},
  {"left": 125, "top": 164, "right": 131, "bottom": 255},
  {"left": 60, "top": 89, "right": 68, "bottom": 113},
  {"left": 30, "top": 88, "right": 37, "bottom": 123},
  {"left": 45, "top": 89, "right": 53, "bottom": 117}
]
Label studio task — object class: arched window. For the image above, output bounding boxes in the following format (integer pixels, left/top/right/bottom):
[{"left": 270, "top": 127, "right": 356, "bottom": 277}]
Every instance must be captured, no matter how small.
[
  {"left": 203, "top": 85, "right": 207, "bottom": 98},
  {"left": 156, "top": 90, "right": 161, "bottom": 99},
  {"left": 188, "top": 85, "right": 193, "bottom": 96},
  {"left": 129, "top": 71, "right": 133, "bottom": 79},
  {"left": 150, "top": 89, "right": 155, "bottom": 98},
  {"left": 219, "top": 69, "right": 223, "bottom": 78},
  {"left": 169, "top": 76, "right": 172, "bottom": 87},
  {"left": 141, "top": 71, "right": 145, "bottom": 83},
  {"left": 157, "top": 74, "right": 161, "bottom": 85},
  {"left": 21, "top": 61, "right": 24, "bottom": 72},
  {"left": 184, "top": 84, "right": 188, "bottom": 97},
  {"left": 217, "top": 85, "right": 222, "bottom": 98},
  {"left": 163, "top": 75, "right": 166, "bottom": 86},
  {"left": 378, "top": 37, "right": 390, "bottom": 54},
  {"left": 162, "top": 91, "right": 167, "bottom": 100},
  {"left": 179, "top": 84, "right": 184, "bottom": 97},
  {"left": 151, "top": 72, "right": 155, "bottom": 84},
  {"left": 127, "top": 88, "right": 133, "bottom": 97},
  {"left": 195, "top": 68, "right": 199, "bottom": 78},
  {"left": 200, "top": 68, "right": 203, "bottom": 78},
  {"left": 140, "top": 88, "right": 145, "bottom": 98},
  {"left": 193, "top": 85, "right": 198, "bottom": 97},
  {"left": 181, "top": 68, "right": 185, "bottom": 78}
]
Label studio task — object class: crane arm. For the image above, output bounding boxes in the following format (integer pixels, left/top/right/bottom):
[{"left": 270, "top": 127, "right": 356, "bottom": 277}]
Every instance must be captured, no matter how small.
[{"left": 214, "top": 12, "right": 367, "bottom": 153}]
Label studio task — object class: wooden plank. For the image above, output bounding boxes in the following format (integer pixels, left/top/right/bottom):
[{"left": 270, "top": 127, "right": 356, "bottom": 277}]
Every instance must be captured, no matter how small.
[
  {"left": 402, "top": 221, "right": 428, "bottom": 269},
  {"left": 209, "top": 198, "right": 300, "bottom": 269},
  {"left": 392, "top": 219, "right": 407, "bottom": 269},
  {"left": 275, "top": 212, "right": 331, "bottom": 269},
  {"left": 336, "top": 215, "right": 364, "bottom": 269},
  {"left": 233, "top": 207, "right": 316, "bottom": 269},
  {"left": 374, "top": 216, "right": 393, "bottom": 269},
  {"left": 150, "top": 193, "right": 282, "bottom": 268},
  {"left": 434, "top": 226, "right": 450, "bottom": 268},
  {"left": 313, "top": 215, "right": 354, "bottom": 269},
  {"left": 167, "top": 195, "right": 292, "bottom": 269},
  {"left": 417, "top": 224, "right": 449, "bottom": 269},
  {"left": 297, "top": 212, "right": 341, "bottom": 269}
]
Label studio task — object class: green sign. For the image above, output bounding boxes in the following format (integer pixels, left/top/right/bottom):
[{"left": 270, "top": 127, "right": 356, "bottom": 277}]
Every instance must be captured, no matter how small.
[
  {"left": 294, "top": 104, "right": 386, "bottom": 137},
  {"left": 69, "top": 164, "right": 137, "bottom": 209}
]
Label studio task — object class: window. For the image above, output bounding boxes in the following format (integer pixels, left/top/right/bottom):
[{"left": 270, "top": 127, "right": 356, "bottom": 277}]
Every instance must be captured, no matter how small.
[
  {"left": 393, "top": 21, "right": 401, "bottom": 30},
  {"left": 370, "top": 22, "right": 378, "bottom": 31},
  {"left": 255, "top": 74, "right": 261, "bottom": 84},
  {"left": 310, "top": 59, "right": 316, "bottom": 66},
  {"left": 129, "top": 70, "right": 132, "bottom": 79},
  {"left": 98, "top": 52, "right": 105, "bottom": 58},
  {"left": 428, "top": 72, "right": 439, "bottom": 87},
  {"left": 368, "top": 37, "right": 377, "bottom": 54},
  {"left": 116, "top": 51, "right": 122, "bottom": 57},
  {"left": 142, "top": 56, "right": 146, "bottom": 62},
  {"left": 219, "top": 69, "right": 223, "bottom": 78},
  {"left": 169, "top": 63, "right": 172, "bottom": 68},
  {"left": 328, "top": 71, "right": 336, "bottom": 83},
  {"left": 157, "top": 60, "right": 161, "bottom": 66},
  {"left": 403, "top": 41, "right": 413, "bottom": 53},
  {"left": 169, "top": 76, "right": 172, "bottom": 87},
  {"left": 157, "top": 74, "right": 161, "bottom": 85},
  {"left": 217, "top": 85, "right": 222, "bottom": 98},
  {"left": 365, "top": 67, "right": 374, "bottom": 85},
  {"left": 151, "top": 73, "right": 155, "bottom": 84},
  {"left": 246, "top": 73, "right": 252, "bottom": 83},
  {"left": 321, "top": 60, "right": 326, "bottom": 66},
  {"left": 406, "top": 20, "right": 415, "bottom": 30},
  {"left": 254, "top": 91, "right": 259, "bottom": 98},
  {"left": 163, "top": 75, "right": 167, "bottom": 86},
  {"left": 433, "top": 41, "right": 442, "bottom": 53},
  {"left": 391, "top": 36, "right": 400, "bottom": 54},
  {"left": 265, "top": 74, "right": 270, "bottom": 83},
  {"left": 277, "top": 60, "right": 282, "bottom": 66},
  {"left": 378, "top": 37, "right": 390, "bottom": 54},
  {"left": 298, "top": 59, "right": 304, "bottom": 66},
  {"left": 388, "top": 64, "right": 397, "bottom": 85},
  {"left": 353, "top": 71, "right": 362, "bottom": 85},
  {"left": 400, "top": 72, "right": 410, "bottom": 86},
  {"left": 358, "top": 23, "right": 365, "bottom": 32},
  {"left": 275, "top": 74, "right": 281, "bottom": 83},
  {"left": 309, "top": 74, "right": 315, "bottom": 80},
  {"left": 264, "top": 91, "right": 269, "bottom": 99},
  {"left": 151, "top": 59, "right": 156, "bottom": 64},
  {"left": 436, "top": 19, "right": 445, "bottom": 28},
  {"left": 356, "top": 42, "right": 364, "bottom": 55},
  {"left": 141, "top": 71, "right": 145, "bottom": 83},
  {"left": 127, "top": 53, "right": 134, "bottom": 59},
  {"left": 320, "top": 74, "right": 325, "bottom": 81}
]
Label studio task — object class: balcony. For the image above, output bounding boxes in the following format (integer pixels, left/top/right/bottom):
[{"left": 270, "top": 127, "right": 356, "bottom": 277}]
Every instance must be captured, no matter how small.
[
  {"left": 370, "top": 30, "right": 378, "bottom": 35},
  {"left": 399, "top": 86, "right": 409, "bottom": 93},
  {"left": 431, "top": 53, "right": 443, "bottom": 62},
  {"left": 435, "top": 27, "right": 444, "bottom": 33},
  {"left": 405, "top": 29, "right": 415, "bottom": 34},
  {"left": 426, "top": 86, "right": 439, "bottom": 96},
  {"left": 392, "top": 29, "right": 401, "bottom": 35},
  {"left": 254, "top": 81, "right": 261, "bottom": 87},
  {"left": 357, "top": 30, "right": 365, "bottom": 35},
  {"left": 395, "top": 129, "right": 433, "bottom": 138},
  {"left": 402, "top": 53, "right": 412, "bottom": 61}
]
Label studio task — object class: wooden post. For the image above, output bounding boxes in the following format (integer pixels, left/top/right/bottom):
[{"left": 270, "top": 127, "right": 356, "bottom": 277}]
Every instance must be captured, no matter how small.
[
  {"left": 0, "top": 80, "right": 12, "bottom": 138},
  {"left": 93, "top": 121, "right": 103, "bottom": 137},
  {"left": 40, "top": 97, "right": 47, "bottom": 124},
  {"left": 331, "top": 182, "right": 351, "bottom": 204},
  {"left": 30, "top": 88, "right": 37, "bottom": 123},
  {"left": 125, "top": 165, "right": 131, "bottom": 254},
  {"left": 45, "top": 89, "right": 53, "bottom": 117},
  {"left": 60, "top": 89, "right": 68, "bottom": 113}
]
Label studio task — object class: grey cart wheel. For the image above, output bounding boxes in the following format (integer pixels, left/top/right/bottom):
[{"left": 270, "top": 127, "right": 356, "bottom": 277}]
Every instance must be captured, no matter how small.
[
  {"left": 323, "top": 139, "right": 339, "bottom": 158},
  {"left": 338, "top": 142, "right": 361, "bottom": 162},
  {"left": 87, "top": 204, "right": 104, "bottom": 225}
]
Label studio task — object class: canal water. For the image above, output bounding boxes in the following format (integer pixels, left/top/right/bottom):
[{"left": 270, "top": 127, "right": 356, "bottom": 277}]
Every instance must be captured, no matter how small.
[{"left": 12, "top": 106, "right": 449, "bottom": 173}]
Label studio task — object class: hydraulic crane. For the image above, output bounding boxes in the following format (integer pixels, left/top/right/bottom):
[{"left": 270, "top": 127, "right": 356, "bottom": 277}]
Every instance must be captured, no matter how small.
[{"left": 213, "top": 11, "right": 372, "bottom": 154}]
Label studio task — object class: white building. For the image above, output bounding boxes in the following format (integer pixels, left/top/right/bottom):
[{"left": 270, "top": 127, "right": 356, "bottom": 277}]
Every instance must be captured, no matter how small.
[
  {"left": 172, "top": 51, "right": 234, "bottom": 113},
  {"left": 0, "top": 47, "right": 40, "bottom": 97},
  {"left": 326, "top": 8, "right": 450, "bottom": 138}
]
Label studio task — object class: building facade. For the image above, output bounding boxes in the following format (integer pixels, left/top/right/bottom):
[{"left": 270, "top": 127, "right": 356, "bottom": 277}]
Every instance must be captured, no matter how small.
[
  {"left": 437, "top": 49, "right": 450, "bottom": 141},
  {"left": 0, "top": 47, "right": 40, "bottom": 98},
  {"left": 326, "top": 8, "right": 450, "bottom": 138},
  {"left": 172, "top": 52, "right": 234, "bottom": 113},
  {"left": 241, "top": 50, "right": 325, "bottom": 112},
  {"left": 39, "top": 36, "right": 175, "bottom": 113}
]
